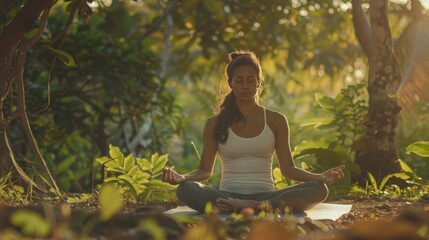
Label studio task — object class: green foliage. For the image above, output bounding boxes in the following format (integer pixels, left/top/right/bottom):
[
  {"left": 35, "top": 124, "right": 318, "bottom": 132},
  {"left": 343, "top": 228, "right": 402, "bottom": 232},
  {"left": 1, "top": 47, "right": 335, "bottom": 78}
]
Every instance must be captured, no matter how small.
[
  {"left": 170, "top": 0, "right": 356, "bottom": 78},
  {"left": 96, "top": 145, "right": 175, "bottom": 203},
  {"left": 401, "top": 140, "right": 429, "bottom": 181},
  {"left": 11, "top": 2, "right": 182, "bottom": 191},
  {"left": 406, "top": 141, "right": 429, "bottom": 157},
  {"left": 351, "top": 159, "right": 425, "bottom": 198},
  {"left": 36, "top": 131, "right": 97, "bottom": 192},
  {"left": 66, "top": 193, "right": 94, "bottom": 204},
  {"left": 305, "top": 82, "right": 368, "bottom": 149},
  {"left": 99, "top": 183, "right": 123, "bottom": 221},
  {"left": 10, "top": 209, "right": 51, "bottom": 237},
  {"left": 273, "top": 167, "right": 288, "bottom": 189},
  {"left": 273, "top": 165, "right": 309, "bottom": 190},
  {"left": 293, "top": 83, "right": 368, "bottom": 191},
  {"left": 0, "top": 173, "right": 29, "bottom": 204}
]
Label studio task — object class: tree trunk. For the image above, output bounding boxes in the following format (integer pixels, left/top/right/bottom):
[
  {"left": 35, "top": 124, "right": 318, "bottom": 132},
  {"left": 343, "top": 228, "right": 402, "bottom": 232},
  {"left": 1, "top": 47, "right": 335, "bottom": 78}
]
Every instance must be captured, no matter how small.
[
  {"left": 0, "top": 0, "right": 53, "bottom": 179},
  {"left": 0, "top": 0, "right": 53, "bottom": 98},
  {"left": 355, "top": 0, "right": 402, "bottom": 184}
]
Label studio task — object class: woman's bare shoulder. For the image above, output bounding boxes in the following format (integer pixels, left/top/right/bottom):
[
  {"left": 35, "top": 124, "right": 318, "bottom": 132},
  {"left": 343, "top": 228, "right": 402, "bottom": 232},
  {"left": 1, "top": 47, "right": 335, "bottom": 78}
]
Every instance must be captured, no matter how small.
[
  {"left": 265, "top": 108, "right": 288, "bottom": 124},
  {"left": 207, "top": 115, "right": 218, "bottom": 123},
  {"left": 205, "top": 115, "right": 219, "bottom": 129}
]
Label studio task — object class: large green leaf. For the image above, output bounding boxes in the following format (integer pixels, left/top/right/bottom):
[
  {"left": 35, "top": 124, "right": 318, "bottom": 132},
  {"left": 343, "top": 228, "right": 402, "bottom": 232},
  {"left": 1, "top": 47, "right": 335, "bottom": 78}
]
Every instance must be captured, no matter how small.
[
  {"left": 117, "top": 175, "right": 139, "bottom": 196},
  {"left": 292, "top": 140, "right": 330, "bottom": 157},
  {"left": 128, "top": 165, "right": 141, "bottom": 176},
  {"left": 300, "top": 117, "right": 335, "bottom": 129},
  {"left": 397, "top": 159, "right": 414, "bottom": 173},
  {"left": 367, "top": 172, "right": 378, "bottom": 192},
  {"left": 123, "top": 154, "right": 136, "bottom": 172},
  {"left": 104, "top": 177, "right": 120, "bottom": 183},
  {"left": 296, "top": 145, "right": 360, "bottom": 175},
  {"left": 133, "top": 171, "right": 151, "bottom": 184},
  {"left": 118, "top": 174, "right": 138, "bottom": 186},
  {"left": 149, "top": 179, "right": 176, "bottom": 189},
  {"left": 151, "top": 153, "right": 169, "bottom": 175},
  {"left": 315, "top": 93, "right": 335, "bottom": 110},
  {"left": 406, "top": 141, "right": 429, "bottom": 157},
  {"left": 105, "top": 167, "right": 125, "bottom": 174},
  {"left": 96, "top": 156, "right": 111, "bottom": 165},
  {"left": 137, "top": 157, "right": 153, "bottom": 170},
  {"left": 109, "top": 145, "right": 125, "bottom": 166},
  {"left": 379, "top": 173, "right": 411, "bottom": 191},
  {"left": 334, "top": 92, "right": 346, "bottom": 108}
]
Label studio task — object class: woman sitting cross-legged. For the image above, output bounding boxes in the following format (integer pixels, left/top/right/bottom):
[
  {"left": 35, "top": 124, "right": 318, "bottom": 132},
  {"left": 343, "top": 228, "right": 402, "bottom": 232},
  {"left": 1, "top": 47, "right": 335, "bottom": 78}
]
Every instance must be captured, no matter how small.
[{"left": 162, "top": 50, "right": 345, "bottom": 213}]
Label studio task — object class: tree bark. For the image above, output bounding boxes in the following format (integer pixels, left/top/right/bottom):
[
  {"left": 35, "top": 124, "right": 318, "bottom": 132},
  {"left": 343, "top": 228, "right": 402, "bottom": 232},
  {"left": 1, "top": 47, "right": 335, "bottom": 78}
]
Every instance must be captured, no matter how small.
[
  {"left": 0, "top": 0, "right": 53, "bottom": 101},
  {"left": 355, "top": 0, "right": 402, "bottom": 184},
  {"left": 0, "top": 0, "right": 53, "bottom": 179}
]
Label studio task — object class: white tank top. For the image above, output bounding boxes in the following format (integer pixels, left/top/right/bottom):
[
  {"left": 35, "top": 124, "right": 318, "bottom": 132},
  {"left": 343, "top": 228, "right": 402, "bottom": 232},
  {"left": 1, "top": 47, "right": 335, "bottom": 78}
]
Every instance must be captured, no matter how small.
[{"left": 217, "top": 108, "right": 276, "bottom": 194}]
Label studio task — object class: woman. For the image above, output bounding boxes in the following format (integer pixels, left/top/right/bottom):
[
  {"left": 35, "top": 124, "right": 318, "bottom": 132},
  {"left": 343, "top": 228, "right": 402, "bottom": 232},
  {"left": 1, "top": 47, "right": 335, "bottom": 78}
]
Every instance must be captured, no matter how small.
[{"left": 162, "top": 50, "right": 345, "bottom": 213}]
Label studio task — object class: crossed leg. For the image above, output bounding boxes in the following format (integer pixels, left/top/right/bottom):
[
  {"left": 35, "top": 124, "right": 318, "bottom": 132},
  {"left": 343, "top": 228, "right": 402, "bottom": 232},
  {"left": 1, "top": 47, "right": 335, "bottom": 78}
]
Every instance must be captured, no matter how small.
[
  {"left": 176, "top": 181, "right": 236, "bottom": 213},
  {"left": 176, "top": 181, "right": 328, "bottom": 213}
]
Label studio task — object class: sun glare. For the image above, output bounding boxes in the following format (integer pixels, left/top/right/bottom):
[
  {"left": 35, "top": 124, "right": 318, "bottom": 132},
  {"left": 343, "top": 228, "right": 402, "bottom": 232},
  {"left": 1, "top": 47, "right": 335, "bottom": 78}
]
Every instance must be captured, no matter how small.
[
  {"left": 422, "top": 0, "right": 429, "bottom": 9},
  {"left": 392, "top": 0, "right": 429, "bottom": 9}
]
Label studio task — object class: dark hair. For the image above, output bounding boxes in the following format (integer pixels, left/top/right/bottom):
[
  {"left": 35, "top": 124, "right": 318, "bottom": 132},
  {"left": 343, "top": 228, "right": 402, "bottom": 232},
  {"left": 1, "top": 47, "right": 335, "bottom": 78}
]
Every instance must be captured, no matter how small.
[{"left": 214, "top": 50, "right": 264, "bottom": 144}]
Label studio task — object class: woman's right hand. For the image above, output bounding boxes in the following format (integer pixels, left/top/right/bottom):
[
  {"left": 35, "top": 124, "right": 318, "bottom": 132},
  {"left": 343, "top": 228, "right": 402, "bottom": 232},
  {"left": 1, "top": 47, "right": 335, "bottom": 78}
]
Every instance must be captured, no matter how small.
[{"left": 162, "top": 167, "right": 186, "bottom": 185}]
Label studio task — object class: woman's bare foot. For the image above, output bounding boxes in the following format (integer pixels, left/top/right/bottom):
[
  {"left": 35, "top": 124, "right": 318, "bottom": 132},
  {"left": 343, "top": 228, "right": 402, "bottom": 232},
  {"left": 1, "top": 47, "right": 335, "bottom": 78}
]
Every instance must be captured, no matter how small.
[{"left": 216, "top": 198, "right": 260, "bottom": 213}]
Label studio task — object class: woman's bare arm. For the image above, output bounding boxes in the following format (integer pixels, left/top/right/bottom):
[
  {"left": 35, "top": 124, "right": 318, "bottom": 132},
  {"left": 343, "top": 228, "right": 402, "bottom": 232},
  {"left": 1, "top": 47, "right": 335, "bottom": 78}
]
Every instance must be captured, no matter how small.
[
  {"left": 162, "top": 116, "right": 218, "bottom": 184},
  {"left": 272, "top": 111, "right": 344, "bottom": 183}
]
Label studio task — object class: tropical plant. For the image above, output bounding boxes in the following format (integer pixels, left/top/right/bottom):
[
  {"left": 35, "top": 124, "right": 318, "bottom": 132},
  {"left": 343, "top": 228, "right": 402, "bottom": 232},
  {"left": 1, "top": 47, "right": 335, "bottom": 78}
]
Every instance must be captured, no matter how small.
[
  {"left": 351, "top": 159, "right": 425, "bottom": 198},
  {"left": 96, "top": 145, "right": 175, "bottom": 203},
  {"left": 292, "top": 82, "right": 367, "bottom": 192}
]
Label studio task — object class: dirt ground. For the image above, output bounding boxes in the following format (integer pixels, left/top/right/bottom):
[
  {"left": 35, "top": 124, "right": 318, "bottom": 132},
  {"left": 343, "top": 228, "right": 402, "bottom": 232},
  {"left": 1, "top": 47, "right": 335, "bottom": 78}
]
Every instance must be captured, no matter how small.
[
  {"left": 1, "top": 196, "right": 428, "bottom": 239},
  {"left": 328, "top": 196, "right": 429, "bottom": 229}
]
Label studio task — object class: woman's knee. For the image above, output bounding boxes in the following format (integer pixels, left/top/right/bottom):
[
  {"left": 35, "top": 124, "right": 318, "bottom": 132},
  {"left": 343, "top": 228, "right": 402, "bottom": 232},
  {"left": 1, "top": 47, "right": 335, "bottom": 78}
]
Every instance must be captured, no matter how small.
[
  {"left": 306, "top": 181, "right": 329, "bottom": 201},
  {"left": 176, "top": 181, "right": 200, "bottom": 201}
]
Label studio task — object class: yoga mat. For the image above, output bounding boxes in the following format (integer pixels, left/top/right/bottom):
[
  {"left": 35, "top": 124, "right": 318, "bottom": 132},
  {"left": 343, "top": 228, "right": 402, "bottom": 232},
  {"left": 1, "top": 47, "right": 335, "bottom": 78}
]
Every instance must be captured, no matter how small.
[{"left": 164, "top": 203, "right": 352, "bottom": 221}]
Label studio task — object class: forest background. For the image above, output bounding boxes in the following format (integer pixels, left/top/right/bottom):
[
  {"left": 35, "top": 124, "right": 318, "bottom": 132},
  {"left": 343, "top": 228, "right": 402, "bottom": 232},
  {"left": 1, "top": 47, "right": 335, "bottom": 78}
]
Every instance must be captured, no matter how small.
[{"left": 1, "top": 0, "right": 429, "bottom": 203}]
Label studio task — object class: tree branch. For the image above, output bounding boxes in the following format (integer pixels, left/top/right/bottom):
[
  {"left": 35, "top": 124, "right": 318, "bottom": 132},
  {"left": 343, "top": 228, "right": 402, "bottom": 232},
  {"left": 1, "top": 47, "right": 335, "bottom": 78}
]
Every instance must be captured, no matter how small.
[
  {"left": 352, "top": 0, "right": 371, "bottom": 58},
  {"left": 134, "top": 0, "right": 181, "bottom": 47},
  {"left": 52, "top": 0, "right": 85, "bottom": 47},
  {"left": 15, "top": 51, "right": 62, "bottom": 196}
]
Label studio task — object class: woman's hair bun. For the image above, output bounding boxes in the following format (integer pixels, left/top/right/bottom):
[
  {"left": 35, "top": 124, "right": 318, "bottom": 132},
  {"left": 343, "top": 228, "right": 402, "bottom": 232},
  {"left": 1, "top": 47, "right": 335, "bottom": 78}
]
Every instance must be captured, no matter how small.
[{"left": 229, "top": 51, "right": 251, "bottom": 61}]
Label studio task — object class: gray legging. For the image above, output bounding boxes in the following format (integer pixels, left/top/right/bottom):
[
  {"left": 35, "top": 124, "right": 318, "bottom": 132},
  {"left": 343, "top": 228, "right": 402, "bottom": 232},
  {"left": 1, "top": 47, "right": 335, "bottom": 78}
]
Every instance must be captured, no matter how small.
[{"left": 176, "top": 181, "right": 329, "bottom": 213}]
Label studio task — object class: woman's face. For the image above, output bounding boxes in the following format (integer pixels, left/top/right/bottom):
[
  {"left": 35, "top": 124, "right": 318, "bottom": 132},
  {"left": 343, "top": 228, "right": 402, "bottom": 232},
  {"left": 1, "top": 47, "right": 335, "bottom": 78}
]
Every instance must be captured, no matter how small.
[{"left": 230, "top": 65, "right": 260, "bottom": 102}]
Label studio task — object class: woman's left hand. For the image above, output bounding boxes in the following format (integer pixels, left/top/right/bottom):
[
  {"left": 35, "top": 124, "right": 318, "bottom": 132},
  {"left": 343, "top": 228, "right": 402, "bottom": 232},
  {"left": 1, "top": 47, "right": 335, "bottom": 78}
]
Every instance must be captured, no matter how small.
[{"left": 320, "top": 165, "right": 345, "bottom": 184}]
